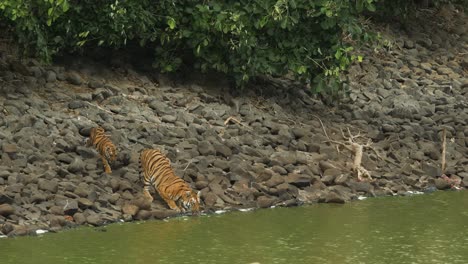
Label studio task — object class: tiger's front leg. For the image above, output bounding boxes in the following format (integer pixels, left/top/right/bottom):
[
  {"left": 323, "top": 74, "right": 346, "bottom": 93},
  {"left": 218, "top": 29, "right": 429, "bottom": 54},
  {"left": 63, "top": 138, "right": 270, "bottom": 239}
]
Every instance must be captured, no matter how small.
[
  {"left": 162, "top": 196, "right": 182, "bottom": 213},
  {"left": 101, "top": 155, "right": 112, "bottom": 174},
  {"left": 143, "top": 186, "right": 154, "bottom": 202}
]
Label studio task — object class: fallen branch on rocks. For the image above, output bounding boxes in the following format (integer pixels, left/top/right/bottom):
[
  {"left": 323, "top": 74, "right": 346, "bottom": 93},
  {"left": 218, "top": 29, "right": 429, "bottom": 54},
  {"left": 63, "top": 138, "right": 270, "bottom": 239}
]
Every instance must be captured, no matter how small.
[
  {"left": 327, "top": 128, "right": 376, "bottom": 181},
  {"left": 224, "top": 116, "right": 242, "bottom": 126}
]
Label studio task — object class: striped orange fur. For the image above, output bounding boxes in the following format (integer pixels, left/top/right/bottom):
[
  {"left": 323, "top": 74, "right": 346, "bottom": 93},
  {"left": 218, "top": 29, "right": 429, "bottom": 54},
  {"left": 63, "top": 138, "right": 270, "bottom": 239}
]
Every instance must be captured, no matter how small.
[
  {"left": 139, "top": 149, "right": 201, "bottom": 214},
  {"left": 86, "top": 126, "right": 117, "bottom": 174}
]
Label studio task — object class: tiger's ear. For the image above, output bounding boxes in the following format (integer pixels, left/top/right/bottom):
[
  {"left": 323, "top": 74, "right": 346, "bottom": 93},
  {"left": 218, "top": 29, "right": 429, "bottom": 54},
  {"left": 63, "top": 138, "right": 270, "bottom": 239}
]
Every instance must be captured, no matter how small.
[
  {"left": 197, "top": 191, "right": 201, "bottom": 199},
  {"left": 186, "top": 191, "right": 192, "bottom": 198}
]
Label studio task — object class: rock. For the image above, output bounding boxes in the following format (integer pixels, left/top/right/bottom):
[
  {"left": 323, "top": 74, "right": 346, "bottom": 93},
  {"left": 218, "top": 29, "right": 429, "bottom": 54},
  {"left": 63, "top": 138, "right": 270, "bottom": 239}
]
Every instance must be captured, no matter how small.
[
  {"left": 74, "top": 184, "right": 90, "bottom": 197},
  {"left": 88, "top": 79, "right": 104, "bottom": 89},
  {"left": 31, "top": 193, "right": 47, "bottom": 203},
  {"left": 270, "top": 151, "right": 297, "bottom": 166},
  {"left": 195, "top": 181, "right": 209, "bottom": 190},
  {"left": 390, "top": 94, "right": 421, "bottom": 119},
  {"left": 334, "top": 174, "right": 349, "bottom": 185},
  {"left": 264, "top": 175, "right": 284, "bottom": 188},
  {"left": 213, "top": 143, "right": 232, "bottom": 158},
  {"left": 203, "top": 192, "right": 219, "bottom": 207},
  {"left": 38, "top": 179, "right": 59, "bottom": 193},
  {"left": 77, "top": 198, "right": 94, "bottom": 209},
  {"left": 324, "top": 191, "right": 345, "bottom": 204},
  {"left": 68, "top": 100, "right": 85, "bottom": 109},
  {"left": 86, "top": 214, "right": 103, "bottom": 226},
  {"left": 45, "top": 71, "right": 57, "bottom": 82},
  {"left": 198, "top": 141, "right": 216, "bottom": 156},
  {"left": 421, "top": 163, "right": 441, "bottom": 177},
  {"left": 161, "top": 115, "right": 177, "bottom": 123},
  {"left": 285, "top": 173, "right": 311, "bottom": 188},
  {"left": 435, "top": 178, "right": 451, "bottom": 190},
  {"left": 291, "top": 127, "right": 308, "bottom": 138},
  {"left": 2, "top": 144, "right": 17, "bottom": 153},
  {"left": 349, "top": 181, "right": 374, "bottom": 194},
  {"left": 0, "top": 193, "right": 14, "bottom": 204},
  {"left": 135, "top": 210, "right": 152, "bottom": 220},
  {"left": 0, "top": 204, "right": 15, "bottom": 216},
  {"left": 152, "top": 209, "right": 178, "bottom": 219},
  {"left": 122, "top": 204, "right": 139, "bottom": 216},
  {"left": 256, "top": 196, "right": 275, "bottom": 208},
  {"left": 68, "top": 157, "right": 85, "bottom": 173},
  {"left": 63, "top": 200, "right": 79, "bottom": 215},
  {"left": 49, "top": 215, "right": 66, "bottom": 228},
  {"left": 67, "top": 71, "right": 84, "bottom": 85},
  {"left": 131, "top": 197, "right": 152, "bottom": 210},
  {"left": 1, "top": 223, "right": 14, "bottom": 235},
  {"left": 73, "top": 213, "right": 87, "bottom": 225}
]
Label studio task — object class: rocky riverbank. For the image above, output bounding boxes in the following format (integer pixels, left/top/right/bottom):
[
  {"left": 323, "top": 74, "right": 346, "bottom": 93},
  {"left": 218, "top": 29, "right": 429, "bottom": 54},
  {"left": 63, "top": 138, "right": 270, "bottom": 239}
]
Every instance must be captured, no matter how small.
[{"left": 0, "top": 7, "right": 467, "bottom": 236}]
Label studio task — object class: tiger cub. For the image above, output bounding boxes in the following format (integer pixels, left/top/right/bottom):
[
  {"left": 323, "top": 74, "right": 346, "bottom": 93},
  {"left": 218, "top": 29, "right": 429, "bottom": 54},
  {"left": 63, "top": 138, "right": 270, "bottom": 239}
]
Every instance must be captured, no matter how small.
[
  {"left": 139, "top": 149, "right": 201, "bottom": 214},
  {"left": 86, "top": 126, "right": 117, "bottom": 174}
]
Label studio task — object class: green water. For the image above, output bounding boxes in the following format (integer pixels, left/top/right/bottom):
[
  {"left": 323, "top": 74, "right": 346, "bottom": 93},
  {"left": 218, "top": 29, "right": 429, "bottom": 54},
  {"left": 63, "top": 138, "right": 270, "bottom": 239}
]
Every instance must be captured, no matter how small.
[{"left": 2, "top": 191, "right": 468, "bottom": 264}]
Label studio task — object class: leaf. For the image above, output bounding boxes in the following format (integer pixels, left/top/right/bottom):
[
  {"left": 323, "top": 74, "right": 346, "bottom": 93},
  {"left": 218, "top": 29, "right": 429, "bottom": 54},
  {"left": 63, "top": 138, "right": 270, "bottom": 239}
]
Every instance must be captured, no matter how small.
[
  {"left": 167, "top": 17, "right": 176, "bottom": 29},
  {"left": 62, "top": 1, "right": 69, "bottom": 12},
  {"left": 367, "top": 3, "right": 376, "bottom": 12}
]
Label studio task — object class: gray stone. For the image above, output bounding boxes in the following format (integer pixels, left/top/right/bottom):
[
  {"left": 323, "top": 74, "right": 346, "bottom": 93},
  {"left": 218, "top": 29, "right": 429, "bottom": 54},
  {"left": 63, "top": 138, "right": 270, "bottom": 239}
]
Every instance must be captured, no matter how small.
[
  {"left": 2, "top": 144, "right": 17, "bottom": 153},
  {"left": 256, "top": 196, "right": 275, "bottom": 208},
  {"left": 122, "top": 204, "right": 139, "bottom": 216},
  {"left": 324, "top": 191, "right": 345, "bottom": 204},
  {"left": 135, "top": 210, "right": 152, "bottom": 220},
  {"left": 285, "top": 173, "right": 311, "bottom": 188},
  {"left": 77, "top": 198, "right": 94, "bottom": 209},
  {"left": 73, "top": 213, "right": 87, "bottom": 225},
  {"left": 68, "top": 100, "right": 85, "bottom": 109},
  {"left": 161, "top": 115, "right": 177, "bottom": 123},
  {"left": 421, "top": 163, "right": 441, "bottom": 177},
  {"left": 265, "top": 175, "right": 285, "bottom": 188},
  {"left": 152, "top": 209, "right": 178, "bottom": 219},
  {"left": 198, "top": 141, "right": 216, "bottom": 156},
  {"left": 291, "top": 127, "right": 308, "bottom": 138},
  {"left": 63, "top": 200, "right": 79, "bottom": 216},
  {"left": 88, "top": 79, "right": 104, "bottom": 89},
  {"left": 68, "top": 157, "right": 85, "bottom": 173},
  {"left": 45, "top": 71, "right": 57, "bottom": 82},
  {"left": 86, "top": 214, "right": 103, "bottom": 226},
  {"left": 213, "top": 143, "right": 232, "bottom": 158},
  {"left": 203, "top": 192, "right": 219, "bottom": 207},
  {"left": 435, "top": 178, "right": 451, "bottom": 190},
  {"left": 270, "top": 151, "right": 297, "bottom": 166},
  {"left": 67, "top": 71, "right": 84, "bottom": 85},
  {"left": 38, "top": 179, "right": 59, "bottom": 193},
  {"left": 0, "top": 204, "right": 15, "bottom": 216}
]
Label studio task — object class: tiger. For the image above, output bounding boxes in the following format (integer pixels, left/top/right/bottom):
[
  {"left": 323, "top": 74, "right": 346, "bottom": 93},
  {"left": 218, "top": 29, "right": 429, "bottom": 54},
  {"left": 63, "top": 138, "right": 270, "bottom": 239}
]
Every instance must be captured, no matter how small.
[
  {"left": 86, "top": 126, "right": 117, "bottom": 174},
  {"left": 139, "top": 149, "right": 201, "bottom": 214}
]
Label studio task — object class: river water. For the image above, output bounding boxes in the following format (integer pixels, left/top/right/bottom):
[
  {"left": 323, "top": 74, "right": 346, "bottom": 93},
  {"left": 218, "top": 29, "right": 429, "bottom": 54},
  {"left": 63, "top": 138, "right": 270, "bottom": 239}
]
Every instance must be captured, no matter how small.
[{"left": 2, "top": 191, "right": 468, "bottom": 264}]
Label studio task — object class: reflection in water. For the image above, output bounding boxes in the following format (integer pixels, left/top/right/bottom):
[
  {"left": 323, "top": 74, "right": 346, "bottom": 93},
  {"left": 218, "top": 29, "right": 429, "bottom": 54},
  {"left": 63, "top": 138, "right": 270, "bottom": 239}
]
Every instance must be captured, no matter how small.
[{"left": 2, "top": 191, "right": 468, "bottom": 264}]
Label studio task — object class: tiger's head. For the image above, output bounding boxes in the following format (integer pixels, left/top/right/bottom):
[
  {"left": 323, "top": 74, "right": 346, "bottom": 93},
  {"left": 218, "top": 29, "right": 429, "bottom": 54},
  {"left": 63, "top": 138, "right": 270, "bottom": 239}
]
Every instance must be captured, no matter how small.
[{"left": 180, "top": 190, "right": 201, "bottom": 214}]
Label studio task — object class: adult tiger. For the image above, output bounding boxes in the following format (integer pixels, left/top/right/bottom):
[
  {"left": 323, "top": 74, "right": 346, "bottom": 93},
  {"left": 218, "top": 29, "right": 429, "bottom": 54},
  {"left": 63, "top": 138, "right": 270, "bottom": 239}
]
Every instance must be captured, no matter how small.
[
  {"left": 139, "top": 149, "right": 201, "bottom": 214},
  {"left": 86, "top": 126, "right": 117, "bottom": 174}
]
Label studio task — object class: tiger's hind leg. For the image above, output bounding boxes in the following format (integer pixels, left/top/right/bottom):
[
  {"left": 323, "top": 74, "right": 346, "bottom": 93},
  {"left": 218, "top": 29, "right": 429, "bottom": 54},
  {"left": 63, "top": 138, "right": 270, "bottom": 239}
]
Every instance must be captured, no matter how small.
[{"left": 100, "top": 155, "right": 112, "bottom": 174}]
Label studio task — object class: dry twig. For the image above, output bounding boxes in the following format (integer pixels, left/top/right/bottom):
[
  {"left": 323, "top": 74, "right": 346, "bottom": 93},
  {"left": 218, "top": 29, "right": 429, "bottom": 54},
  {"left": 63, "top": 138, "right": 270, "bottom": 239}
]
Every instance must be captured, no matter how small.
[{"left": 441, "top": 128, "right": 447, "bottom": 175}]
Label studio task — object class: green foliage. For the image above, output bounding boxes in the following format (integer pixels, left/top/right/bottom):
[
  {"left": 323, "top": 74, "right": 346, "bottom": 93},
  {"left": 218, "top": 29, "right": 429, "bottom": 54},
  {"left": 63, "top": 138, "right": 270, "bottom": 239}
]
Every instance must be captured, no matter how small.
[
  {"left": 2, "top": 0, "right": 462, "bottom": 96},
  {"left": 0, "top": 0, "right": 70, "bottom": 60},
  {"left": 1, "top": 0, "right": 378, "bottom": 94}
]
